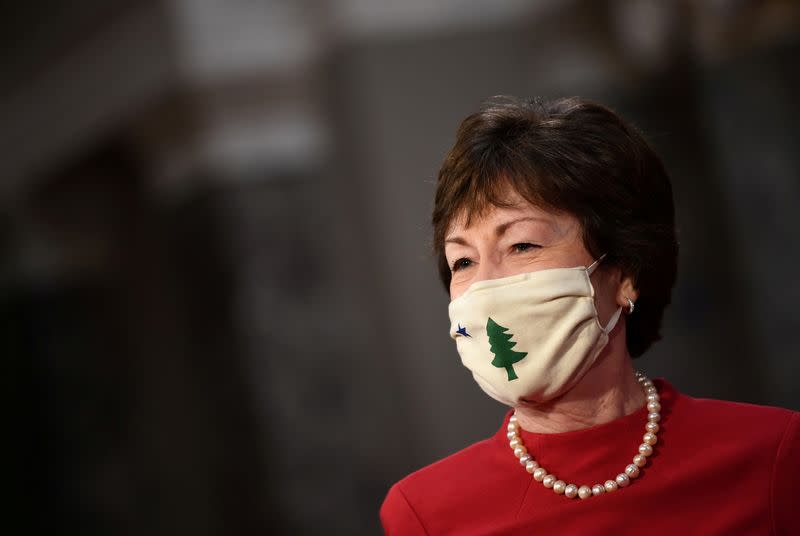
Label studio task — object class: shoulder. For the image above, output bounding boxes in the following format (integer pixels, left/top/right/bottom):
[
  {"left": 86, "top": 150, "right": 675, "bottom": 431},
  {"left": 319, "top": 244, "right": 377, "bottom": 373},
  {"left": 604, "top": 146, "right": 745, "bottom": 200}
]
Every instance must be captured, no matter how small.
[
  {"left": 681, "top": 393, "right": 800, "bottom": 535},
  {"left": 648, "top": 381, "right": 800, "bottom": 533},
  {"left": 381, "top": 435, "right": 502, "bottom": 509},
  {"left": 679, "top": 395, "right": 800, "bottom": 535},
  {"left": 671, "top": 386, "right": 797, "bottom": 438},
  {"left": 397, "top": 434, "right": 503, "bottom": 491},
  {"left": 655, "top": 378, "right": 795, "bottom": 440},
  {"left": 380, "top": 437, "right": 498, "bottom": 535},
  {"left": 666, "top": 388, "right": 800, "bottom": 480},
  {"left": 381, "top": 421, "right": 525, "bottom": 535}
]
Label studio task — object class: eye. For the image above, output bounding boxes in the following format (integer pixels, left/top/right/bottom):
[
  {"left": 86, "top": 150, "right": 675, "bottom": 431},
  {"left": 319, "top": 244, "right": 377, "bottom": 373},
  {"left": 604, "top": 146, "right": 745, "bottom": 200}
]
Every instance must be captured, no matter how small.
[
  {"left": 451, "top": 258, "right": 473, "bottom": 272},
  {"left": 512, "top": 243, "right": 540, "bottom": 253}
]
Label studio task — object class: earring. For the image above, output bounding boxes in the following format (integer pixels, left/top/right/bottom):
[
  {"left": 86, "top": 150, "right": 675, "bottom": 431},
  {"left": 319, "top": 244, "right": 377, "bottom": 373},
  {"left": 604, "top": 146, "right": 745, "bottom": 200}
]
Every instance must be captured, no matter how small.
[{"left": 626, "top": 297, "right": 635, "bottom": 315}]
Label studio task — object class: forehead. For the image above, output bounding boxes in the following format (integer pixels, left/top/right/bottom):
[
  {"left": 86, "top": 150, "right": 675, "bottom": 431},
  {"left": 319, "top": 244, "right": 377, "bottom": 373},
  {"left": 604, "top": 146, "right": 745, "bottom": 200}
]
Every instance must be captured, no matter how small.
[{"left": 445, "top": 192, "right": 574, "bottom": 238}]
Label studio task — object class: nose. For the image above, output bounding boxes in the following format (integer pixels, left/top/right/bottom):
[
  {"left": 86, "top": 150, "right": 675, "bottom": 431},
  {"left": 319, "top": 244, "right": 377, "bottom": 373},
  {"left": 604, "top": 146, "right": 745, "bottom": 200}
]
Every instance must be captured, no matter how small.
[
  {"left": 450, "top": 253, "right": 508, "bottom": 300},
  {"left": 472, "top": 255, "right": 505, "bottom": 285}
]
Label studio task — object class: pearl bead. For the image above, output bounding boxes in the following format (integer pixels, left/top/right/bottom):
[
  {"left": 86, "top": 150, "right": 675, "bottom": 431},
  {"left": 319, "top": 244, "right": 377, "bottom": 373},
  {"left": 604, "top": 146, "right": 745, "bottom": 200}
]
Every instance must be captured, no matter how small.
[
  {"left": 625, "top": 464, "right": 640, "bottom": 478},
  {"left": 511, "top": 372, "right": 660, "bottom": 500}
]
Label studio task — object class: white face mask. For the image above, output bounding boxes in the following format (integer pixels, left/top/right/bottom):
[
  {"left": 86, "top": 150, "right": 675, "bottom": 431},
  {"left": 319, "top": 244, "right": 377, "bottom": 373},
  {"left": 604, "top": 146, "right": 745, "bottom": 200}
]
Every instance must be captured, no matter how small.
[{"left": 448, "top": 256, "right": 622, "bottom": 407}]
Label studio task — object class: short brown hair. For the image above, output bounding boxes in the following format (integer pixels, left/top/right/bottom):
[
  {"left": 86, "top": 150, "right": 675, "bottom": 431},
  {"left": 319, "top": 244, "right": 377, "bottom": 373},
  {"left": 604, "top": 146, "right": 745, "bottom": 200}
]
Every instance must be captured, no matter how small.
[{"left": 432, "top": 96, "right": 678, "bottom": 358}]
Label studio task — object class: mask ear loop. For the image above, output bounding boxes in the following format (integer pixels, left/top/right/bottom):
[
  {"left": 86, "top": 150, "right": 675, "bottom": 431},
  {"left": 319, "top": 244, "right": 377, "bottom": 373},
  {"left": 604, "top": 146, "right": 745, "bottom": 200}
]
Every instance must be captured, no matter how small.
[
  {"left": 586, "top": 253, "right": 608, "bottom": 275},
  {"left": 586, "top": 253, "right": 622, "bottom": 333},
  {"left": 603, "top": 305, "right": 623, "bottom": 334}
]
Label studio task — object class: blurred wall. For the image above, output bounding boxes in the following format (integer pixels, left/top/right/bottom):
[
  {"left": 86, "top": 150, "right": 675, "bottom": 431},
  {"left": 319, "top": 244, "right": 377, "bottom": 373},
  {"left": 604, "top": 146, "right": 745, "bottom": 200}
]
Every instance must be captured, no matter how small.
[{"left": 3, "top": 1, "right": 799, "bottom": 534}]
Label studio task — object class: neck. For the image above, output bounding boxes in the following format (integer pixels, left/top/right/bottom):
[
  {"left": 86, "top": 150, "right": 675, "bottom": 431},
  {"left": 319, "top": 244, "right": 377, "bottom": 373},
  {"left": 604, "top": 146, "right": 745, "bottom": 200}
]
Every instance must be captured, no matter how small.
[{"left": 513, "top": 322, "right": 645, "bottom": 434}]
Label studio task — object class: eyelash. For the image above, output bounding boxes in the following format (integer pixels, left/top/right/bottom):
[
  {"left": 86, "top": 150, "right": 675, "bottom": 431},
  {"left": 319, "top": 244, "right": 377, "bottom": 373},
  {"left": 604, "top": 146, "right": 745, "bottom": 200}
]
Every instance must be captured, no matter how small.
[
  {"left": 513, "top": 243, "right": 539, "bottom": 253},
  {"left": 450, "top": 243, "right": 540, "bottom": 272},
  {"left": 451, "top": 258, "right": 472, "bottom": 272}
]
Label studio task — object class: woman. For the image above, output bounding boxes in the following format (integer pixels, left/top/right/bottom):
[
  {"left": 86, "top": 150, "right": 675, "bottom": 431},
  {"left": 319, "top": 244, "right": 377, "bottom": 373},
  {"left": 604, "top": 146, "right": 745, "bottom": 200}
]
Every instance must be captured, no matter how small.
[{"left": 380, "top": 97, "right": 799, "bottom": 535}]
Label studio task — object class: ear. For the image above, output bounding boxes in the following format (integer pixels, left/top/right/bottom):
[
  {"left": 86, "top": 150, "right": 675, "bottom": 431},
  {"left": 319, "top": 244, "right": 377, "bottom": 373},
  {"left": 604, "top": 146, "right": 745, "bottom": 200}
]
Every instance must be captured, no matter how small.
[{"left": 616, "top": 271, "right": 639, "bottom": 309}]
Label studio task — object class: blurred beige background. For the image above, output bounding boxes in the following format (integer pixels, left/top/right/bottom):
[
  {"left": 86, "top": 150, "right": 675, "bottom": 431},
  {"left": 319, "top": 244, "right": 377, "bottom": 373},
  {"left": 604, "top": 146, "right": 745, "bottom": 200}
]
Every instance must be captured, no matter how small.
[{"left": 3, "top": 1, "right": 799, "bottom": 534}]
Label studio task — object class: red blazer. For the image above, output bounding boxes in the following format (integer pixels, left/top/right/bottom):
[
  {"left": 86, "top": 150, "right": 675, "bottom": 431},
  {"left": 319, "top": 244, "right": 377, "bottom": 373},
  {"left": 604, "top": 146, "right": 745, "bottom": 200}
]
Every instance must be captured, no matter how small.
[{"left": 380, "top": 379, "right": 800, "bottom": 535}]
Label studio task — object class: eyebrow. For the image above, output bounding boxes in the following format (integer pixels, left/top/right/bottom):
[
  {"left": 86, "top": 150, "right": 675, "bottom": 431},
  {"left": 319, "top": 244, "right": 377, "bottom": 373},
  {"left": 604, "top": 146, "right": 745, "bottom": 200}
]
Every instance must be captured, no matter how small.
[{"left": 445, "top": 216, "right": 553, "bottom": 246}]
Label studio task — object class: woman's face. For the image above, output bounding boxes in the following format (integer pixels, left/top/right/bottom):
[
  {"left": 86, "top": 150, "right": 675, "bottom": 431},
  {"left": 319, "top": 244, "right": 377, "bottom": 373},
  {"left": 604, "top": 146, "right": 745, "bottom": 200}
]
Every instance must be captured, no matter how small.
[{"left": 444, "top": 190, "right": 635, "bottom": 327}]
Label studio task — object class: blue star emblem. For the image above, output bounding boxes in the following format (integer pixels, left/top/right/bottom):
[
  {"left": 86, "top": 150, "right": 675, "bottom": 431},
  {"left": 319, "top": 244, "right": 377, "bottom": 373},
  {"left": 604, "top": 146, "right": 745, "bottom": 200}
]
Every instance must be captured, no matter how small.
[{"left": 456, "top": 323, "right": 470, "bottom": 337}]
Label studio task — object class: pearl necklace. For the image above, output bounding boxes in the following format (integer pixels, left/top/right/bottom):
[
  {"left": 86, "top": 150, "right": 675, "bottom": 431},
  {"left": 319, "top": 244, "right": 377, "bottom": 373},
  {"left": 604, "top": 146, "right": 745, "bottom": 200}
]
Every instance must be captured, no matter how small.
[{"left": 506, "top": 371, "right": 660, "bottom": 500}]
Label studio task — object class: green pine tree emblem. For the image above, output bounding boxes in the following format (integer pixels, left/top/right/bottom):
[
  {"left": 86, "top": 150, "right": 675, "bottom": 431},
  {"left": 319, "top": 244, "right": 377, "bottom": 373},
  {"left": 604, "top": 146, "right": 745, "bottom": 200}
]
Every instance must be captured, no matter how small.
[{"left": 486, "top": 317, "right": 527, "bottom": 381}]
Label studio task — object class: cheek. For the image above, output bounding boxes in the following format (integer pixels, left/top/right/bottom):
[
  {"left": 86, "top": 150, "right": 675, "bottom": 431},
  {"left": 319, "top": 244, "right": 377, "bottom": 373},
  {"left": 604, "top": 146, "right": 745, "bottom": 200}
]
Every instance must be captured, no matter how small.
[
  {"left": 449, "top": 279, "right": 469, "bottom": 300},
  {"left": 448, "top": 265, "right": 478, "bottom": 296},
  {"left": 508, "top": 254, "right": 539, "bottom": 269}
]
